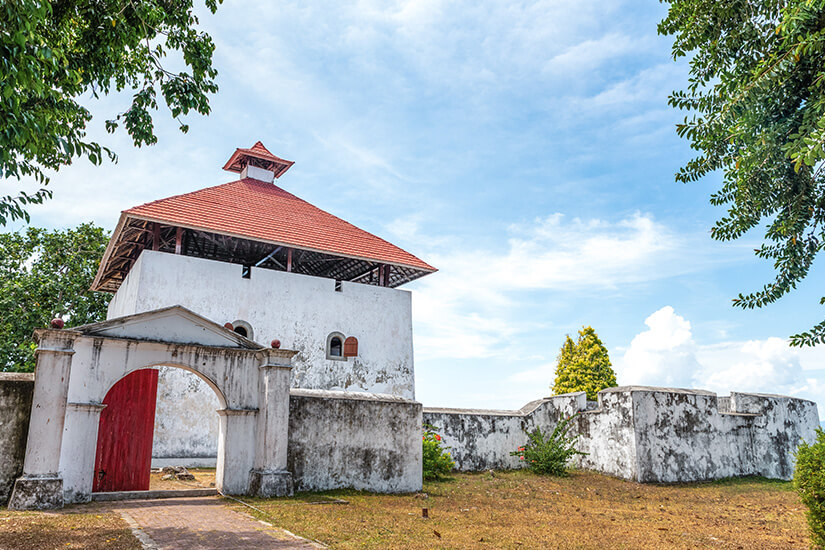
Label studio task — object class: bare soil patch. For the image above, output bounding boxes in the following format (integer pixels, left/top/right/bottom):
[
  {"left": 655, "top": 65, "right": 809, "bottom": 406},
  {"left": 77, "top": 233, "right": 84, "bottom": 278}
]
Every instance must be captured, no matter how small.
[
  {"left": 230, "top": 470, "right": 810, "bottom": 549},
  {"left": 148, "top": 466, "right": 216, "bottom": 490},
  {"left": 0, "top": 509, "right": 139, "bottom": 550}
]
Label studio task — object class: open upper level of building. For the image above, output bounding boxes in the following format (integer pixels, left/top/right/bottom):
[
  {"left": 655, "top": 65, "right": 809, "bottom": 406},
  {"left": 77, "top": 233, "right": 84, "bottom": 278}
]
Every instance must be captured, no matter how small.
[{"left": 91, "top": 141, "right": 437, "bottom": 293}]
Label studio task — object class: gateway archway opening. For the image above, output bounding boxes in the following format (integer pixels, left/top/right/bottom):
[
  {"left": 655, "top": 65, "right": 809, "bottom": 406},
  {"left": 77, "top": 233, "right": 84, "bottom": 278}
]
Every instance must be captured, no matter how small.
[
  {"left": 150, "top": 366, "right": 221, "bottom": 491},
  {"left": 92, "top": 365, "right": 224, "bottom": 495}
]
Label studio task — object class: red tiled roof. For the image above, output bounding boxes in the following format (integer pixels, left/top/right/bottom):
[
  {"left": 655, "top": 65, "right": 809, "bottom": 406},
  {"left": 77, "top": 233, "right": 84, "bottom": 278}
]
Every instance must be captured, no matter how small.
[{"left": 124, "top": 179, "right": 436, "bottom": 272}]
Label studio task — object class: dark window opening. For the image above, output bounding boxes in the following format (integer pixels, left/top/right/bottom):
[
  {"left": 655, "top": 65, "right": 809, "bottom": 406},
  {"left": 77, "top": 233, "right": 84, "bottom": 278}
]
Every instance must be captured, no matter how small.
[
  {"left": 335, "top": 279, "right": 343, "bottom": 292},
  {"left": 242, "top": 265, "right": 252, "bottom": 279},
  {"left": 234, "top": 326, "right": 248, "bottom": 338},
  {"left": 330, "top": 337, "right": 342, "bottom": 357}
]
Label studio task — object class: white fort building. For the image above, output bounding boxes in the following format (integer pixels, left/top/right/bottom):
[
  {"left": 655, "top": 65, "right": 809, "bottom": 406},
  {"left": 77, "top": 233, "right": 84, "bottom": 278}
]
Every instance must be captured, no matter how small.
[{"left": 93, "top": 142, "right": 435, "bottom": 465}]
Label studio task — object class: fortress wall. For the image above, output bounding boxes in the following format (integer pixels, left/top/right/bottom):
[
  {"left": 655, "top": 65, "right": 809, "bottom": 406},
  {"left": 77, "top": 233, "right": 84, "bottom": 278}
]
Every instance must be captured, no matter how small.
[
  {"left": 287, "top": 389, "right": 423, "bottom": 493},
  {"left": 424, "top": 386, "right": 820, "bottom": 482},
  {"left": 0, "top": 373, "right": 34, "bottom": 505}
]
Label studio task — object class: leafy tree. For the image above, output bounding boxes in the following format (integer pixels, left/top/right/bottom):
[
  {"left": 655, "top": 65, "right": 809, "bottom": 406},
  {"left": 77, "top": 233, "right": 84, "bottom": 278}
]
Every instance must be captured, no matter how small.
[
  {"left": 0, "top": 224, "right": 111, "bottom": 372},
  {"left": 658, "top": 0, "right": 825, "bottom": 346},
  {"left": 552, "top": 327, "right": 617, "bottom": 400},
  {"left": 1, "top": 0, "right": 221, "bottom": 225},
  {"left": 794, "top": 428, "right": 825, "bottom": 548}
]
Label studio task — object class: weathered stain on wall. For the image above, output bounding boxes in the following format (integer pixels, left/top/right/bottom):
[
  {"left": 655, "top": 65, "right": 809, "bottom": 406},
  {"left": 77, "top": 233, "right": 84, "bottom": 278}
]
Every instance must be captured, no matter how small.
[
  {"left": 0, "top": 373, "right": 34, "bottom": 505},
  {"left": 422, "top": 396, "right": 582, "bottom": 472},
  {"left": 288, "top": 389, "right": 423, "bottom": 493},
  {"left": 424, "top": 386, "right": 821, "bottom": 483}
]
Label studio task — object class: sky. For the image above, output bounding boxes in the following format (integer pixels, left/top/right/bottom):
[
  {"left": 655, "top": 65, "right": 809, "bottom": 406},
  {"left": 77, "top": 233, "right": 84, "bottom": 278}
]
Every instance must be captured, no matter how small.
[{"left": 6, "top": 0, "right": 825, "bottom": 415}]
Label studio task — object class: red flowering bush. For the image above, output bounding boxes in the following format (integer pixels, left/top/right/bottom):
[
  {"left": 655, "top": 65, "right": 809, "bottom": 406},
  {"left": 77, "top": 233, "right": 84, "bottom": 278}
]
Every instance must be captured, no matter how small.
[
  {"left": 510, "top": 414, "right": 586, "bottom": 476},
  {"left": 423, "top": 425, "right": 454, "bottom": 481}
]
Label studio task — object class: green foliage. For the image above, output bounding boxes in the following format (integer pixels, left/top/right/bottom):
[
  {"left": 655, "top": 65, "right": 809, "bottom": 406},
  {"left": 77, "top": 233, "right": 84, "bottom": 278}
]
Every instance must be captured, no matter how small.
[
  {"left": 423, "top": 425, "right": 454, "bottom": 481},
  {"left": 0, "top": 0, "right": 221, "bottom": 225},
  {"left": 659, "top": 0, "right": 825, "bottom": 346},
  {"left": 510, "top": 415, "right": 587, "bottom": 476},
  {"left": 0, "top": 224, "right": 111, "bottom": 371},
  {"left": 794, "top": 428, "right": 825, "bottom": 548},
  {"left": 552, "top": 326, "right": 617, "bottom": 400}
]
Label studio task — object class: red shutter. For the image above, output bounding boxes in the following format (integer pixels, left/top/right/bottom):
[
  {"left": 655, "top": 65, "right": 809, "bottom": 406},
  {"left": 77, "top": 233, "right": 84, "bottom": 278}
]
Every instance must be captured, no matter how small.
[{"left": 344, "top": 336, "right": 358, "bottom": 357}]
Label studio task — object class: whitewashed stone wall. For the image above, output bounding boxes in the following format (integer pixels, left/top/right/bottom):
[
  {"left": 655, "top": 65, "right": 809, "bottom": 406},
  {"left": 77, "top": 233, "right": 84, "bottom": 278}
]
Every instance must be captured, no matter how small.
[
  {"left": 108, "top": 250, "right": 415, "bottom": 399},
  {"left": 423, "top": 386, "right": 821, "bottom": 483},
  {"left": 288, "top": 389, "right": 422, "bottom": 492},
  {"left": 0, "top": 374, "right": 34, "bottom": 505}
]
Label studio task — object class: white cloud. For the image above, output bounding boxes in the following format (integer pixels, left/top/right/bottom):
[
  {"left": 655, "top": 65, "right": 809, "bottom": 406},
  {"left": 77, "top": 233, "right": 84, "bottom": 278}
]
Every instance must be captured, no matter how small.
[
  {"left": 588, "top": 63, "right": 683, "bottom": 108},
  {"left": 615, "top": 306, "right": 825, "bottom": 413},
  {"left": 620, "top": 306, "right": 700, "bottom": 388},
  {"left": 411, "top": 213, "right": 721, "bottom": 361},
  {"left": 508, "top": 362, "right": 557, "bottom": 384},
  {"left": 543, "top": 33, "right": 651, "bottom": 76}
]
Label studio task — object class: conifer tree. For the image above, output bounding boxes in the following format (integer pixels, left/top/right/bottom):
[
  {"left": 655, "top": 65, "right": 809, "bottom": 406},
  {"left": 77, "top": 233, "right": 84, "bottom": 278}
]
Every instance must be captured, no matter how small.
[{"left": 552, "top": 327, "right": 617, "bottom": 400}]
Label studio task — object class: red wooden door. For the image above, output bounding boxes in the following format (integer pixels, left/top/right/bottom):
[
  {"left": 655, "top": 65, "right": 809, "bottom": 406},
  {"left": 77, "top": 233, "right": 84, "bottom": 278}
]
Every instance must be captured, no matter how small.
[{"left": 93, "top": 369, "right": 159, "bottom": 492}]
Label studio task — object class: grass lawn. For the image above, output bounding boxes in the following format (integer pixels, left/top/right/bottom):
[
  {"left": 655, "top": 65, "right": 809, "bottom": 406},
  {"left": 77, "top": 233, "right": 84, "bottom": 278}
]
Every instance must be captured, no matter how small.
[
  {"left": 230, "top": 470, "right": 811, "bottom": 549},
  {"left": 0, "top": 509, "right": 140, "bottom": 550}
]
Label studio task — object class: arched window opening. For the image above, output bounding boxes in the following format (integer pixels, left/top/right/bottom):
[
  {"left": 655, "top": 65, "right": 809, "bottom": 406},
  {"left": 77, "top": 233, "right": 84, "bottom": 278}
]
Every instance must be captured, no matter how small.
[
  {"left": 330, "top": 337, "right": 342, "bottom": 356},
  {"left": 326, "top": 332, "right": 346, "bottom": 361},
  {"left": 231, "top": 320, "right": 254, "bottom": 341}
]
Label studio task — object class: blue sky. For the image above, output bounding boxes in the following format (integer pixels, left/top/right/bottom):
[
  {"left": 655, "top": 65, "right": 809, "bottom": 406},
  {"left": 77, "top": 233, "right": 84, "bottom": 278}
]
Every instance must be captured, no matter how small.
[{"left": 7, "top": 0, "right": 825, "bottom": 414}]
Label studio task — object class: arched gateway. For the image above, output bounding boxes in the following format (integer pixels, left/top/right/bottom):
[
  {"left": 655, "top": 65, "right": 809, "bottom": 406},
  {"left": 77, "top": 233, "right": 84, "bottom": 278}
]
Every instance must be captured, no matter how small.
[{"left": 8, "top": 305, "right": 295, "bottom": 510}]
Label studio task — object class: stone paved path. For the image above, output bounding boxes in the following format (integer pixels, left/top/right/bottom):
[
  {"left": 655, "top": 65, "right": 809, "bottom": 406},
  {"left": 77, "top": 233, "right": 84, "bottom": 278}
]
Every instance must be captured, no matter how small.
[{"left": 107, "top": 497, "right": 320, "bottom": 549}]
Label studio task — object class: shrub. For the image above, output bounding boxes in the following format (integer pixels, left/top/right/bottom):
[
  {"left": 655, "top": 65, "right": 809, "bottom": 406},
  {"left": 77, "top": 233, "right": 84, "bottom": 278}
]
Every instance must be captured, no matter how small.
[
  {"left": 510, "top": 414, "right": 586, "bottom": 476},
  {"left": 423, "top": 425, "right": 454, "bottom": 481},
  {"left": 795, "top": 428, "right": 825, "bottom": 549}
]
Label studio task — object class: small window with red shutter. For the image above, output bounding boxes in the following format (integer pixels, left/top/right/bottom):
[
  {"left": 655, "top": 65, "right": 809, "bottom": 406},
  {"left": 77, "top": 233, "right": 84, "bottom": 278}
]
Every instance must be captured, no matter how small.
[{"left": 343, "top": 336, "right": 358, "bottom": 357}]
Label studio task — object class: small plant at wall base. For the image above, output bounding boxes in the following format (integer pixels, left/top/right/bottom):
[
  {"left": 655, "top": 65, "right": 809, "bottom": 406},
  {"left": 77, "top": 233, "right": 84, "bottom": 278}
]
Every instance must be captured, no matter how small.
[
  {"left": 511, "top": 415, "right": 587, "bottom": 476},
  {"left": 794, "top": 428, "right": 825, "bottom": 549},
  {"left": 553, "top": 326, "right": 617, "bottom": 400},
  {"left": 423, "top": 426, "right": 454, "bottom": 481}
]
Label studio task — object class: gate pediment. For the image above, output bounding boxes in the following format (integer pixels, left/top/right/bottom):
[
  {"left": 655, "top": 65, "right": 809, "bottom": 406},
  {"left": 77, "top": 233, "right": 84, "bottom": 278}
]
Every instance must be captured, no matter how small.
[{"left": 71, "top": 305, "right": 262, "bottom": 349}]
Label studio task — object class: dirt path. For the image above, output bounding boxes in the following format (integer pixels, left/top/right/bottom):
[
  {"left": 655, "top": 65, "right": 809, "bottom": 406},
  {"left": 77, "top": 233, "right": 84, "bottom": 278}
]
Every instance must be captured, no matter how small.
[{"left": 106, "top": 496, "right": 319, "bottom": 550}]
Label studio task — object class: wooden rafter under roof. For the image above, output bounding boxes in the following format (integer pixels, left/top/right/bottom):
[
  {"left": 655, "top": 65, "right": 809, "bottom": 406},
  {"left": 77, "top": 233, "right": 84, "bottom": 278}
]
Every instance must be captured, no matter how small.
[{"left": 91, "top": 214, "right": 433, "bottom": 293}]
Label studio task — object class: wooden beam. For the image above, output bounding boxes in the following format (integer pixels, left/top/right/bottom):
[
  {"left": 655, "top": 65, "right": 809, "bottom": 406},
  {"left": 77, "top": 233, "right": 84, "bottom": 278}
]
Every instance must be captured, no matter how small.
[
  {"left": 152, "top": 223, "right": 160, "bottom": 251},
  {"left": 175, "top": 227, "right": 183, "bottom": 254},
  {"left": 287, "top": 248, "right": 293, "bottom": 272}
]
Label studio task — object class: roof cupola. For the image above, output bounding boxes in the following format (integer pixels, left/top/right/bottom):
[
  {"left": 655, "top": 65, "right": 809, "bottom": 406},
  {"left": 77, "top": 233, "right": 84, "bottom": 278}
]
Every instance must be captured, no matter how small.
[{"left": 222, "top": 141, "right": 294, "bottom": 183}]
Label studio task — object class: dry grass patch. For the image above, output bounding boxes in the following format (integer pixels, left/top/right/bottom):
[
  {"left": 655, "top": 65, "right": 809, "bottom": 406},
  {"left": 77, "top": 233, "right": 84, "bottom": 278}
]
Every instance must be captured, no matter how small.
[
  {"left": 229, "top": 470, "right": 810, "bottom": 549},
  {"left": 0, "top": 508, "right": 139, "bottom": 550}
]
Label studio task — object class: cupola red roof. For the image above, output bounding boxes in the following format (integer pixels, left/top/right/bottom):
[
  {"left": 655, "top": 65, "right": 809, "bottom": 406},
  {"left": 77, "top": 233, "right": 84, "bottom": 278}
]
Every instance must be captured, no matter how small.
[{"left": 222, "top": 141, "right": 294, "bottom": 178}]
